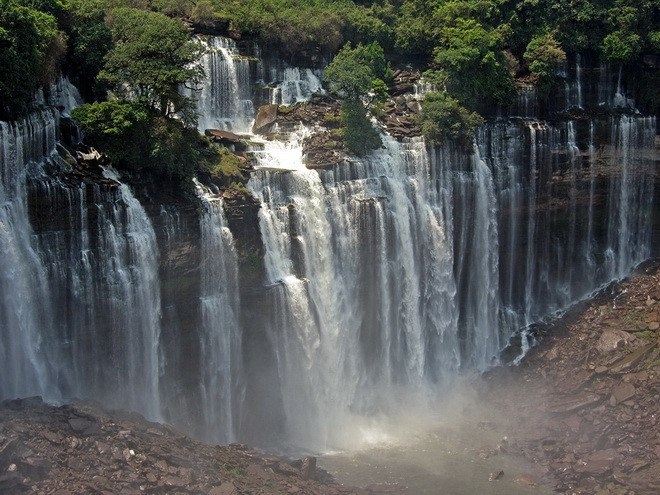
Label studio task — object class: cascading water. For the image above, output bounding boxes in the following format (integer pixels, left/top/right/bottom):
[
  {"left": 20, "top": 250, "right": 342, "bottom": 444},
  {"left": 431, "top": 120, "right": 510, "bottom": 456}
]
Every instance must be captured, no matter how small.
[
  {"left": 0, "top": 109, "right": 60, "bottom": 400},
  {"left": 478, "top": 115, "right": 656, "bottom": 352},
  {"left": 248, "top": 130, "right": 471, "bottom": 450},
  {"left": 32, "top": 169, "right": 164, "bottom": 420},
  {"left": 196, "top": 182, "right": 243, "bottom": 443},
  {"left": 246, "top": 81, "right": 656, "bottom": 450},
  {"left": 269, "top": 67, "right": 324, "bottom": 106},
  {"left": 0, "top": 41, "right": 656, "bottom": 457},
  {"left": 191, "top": 36, "right": 255, "bottom": 133}
]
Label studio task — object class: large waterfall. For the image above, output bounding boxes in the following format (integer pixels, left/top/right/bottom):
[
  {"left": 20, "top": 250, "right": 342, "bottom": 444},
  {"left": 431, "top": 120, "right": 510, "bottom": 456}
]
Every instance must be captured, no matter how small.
[
  {"left": 0, "top": 39, "right": 656, "bottom": 453},
  {"left": 0, "top": 109, "right": 61, "bottom": 400},
  {"left": 196, "top": 182, "right": 242, "bottom": 443}
]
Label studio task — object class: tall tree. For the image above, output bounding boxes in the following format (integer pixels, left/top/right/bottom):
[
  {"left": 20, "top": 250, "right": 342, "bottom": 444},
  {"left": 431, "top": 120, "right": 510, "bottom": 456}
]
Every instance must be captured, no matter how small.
[{"left": 99, "top": 7, "right": 203, "bottom": 119}]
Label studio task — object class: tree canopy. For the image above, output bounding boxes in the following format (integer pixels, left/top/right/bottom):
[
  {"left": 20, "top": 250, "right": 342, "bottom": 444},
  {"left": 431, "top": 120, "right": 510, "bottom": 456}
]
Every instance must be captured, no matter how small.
[
  {"left": 99, "top": 8, "right": 203, "bottom": 118},
  {"left": 324, "top": 42, "right": 389, "bottom": 155},
  {"left": 0, "top": 0, "right": 66, "bottom": 119}
]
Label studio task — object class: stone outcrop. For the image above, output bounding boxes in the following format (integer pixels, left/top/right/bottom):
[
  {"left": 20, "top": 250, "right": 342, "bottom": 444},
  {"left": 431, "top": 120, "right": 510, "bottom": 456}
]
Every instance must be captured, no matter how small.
[
  {"left": 252, "top": 104, "right": 279, "bottom": 134},
  {"left": 205, "top": 129, "right": 244, "bottom": 146},
  {"left": 252, "top": 95, "right": 353, "bottom": 169},
  {"left": 377, "top": 70, "right": 424, "bottom": 139}
]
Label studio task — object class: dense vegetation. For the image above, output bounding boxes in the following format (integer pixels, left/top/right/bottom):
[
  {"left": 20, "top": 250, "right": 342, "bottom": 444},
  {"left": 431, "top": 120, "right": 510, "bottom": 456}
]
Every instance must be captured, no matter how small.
[
  {"left": 1, "top": 0, "right": 658, "bottom": 166},
  {"left": 324, "top": 42, "right": 389, "bottom": 155}
]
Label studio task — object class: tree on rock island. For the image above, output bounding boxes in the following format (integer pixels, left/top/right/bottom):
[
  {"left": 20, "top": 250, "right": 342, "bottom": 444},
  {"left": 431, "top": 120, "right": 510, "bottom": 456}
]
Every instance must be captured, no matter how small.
[{"left": 324, "top": 42, "right": 390, "bottom": 156}]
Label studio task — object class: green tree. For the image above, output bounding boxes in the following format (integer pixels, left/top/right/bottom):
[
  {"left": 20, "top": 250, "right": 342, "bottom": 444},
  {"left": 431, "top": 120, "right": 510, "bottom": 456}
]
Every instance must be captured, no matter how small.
[
  {"left": 0, "top": 0, "right": 66, "bottom": 119},
  {"left": 324, "top": 42, "right": 388, "bottom": 97},
  {"left": 340, "top": 99, "right": 382, "bottom": 156},
  {"left": 601, "top": 30, "right": 642, "bottom": 63},
  {"left": 429, "top": 16, "right": 514, "bottom": 109},
  {"left": 324, "top": 42, "right": 389, "bottom": 155},
  {"left": 66, "top": 0, "right": 114, "bottom": 99},
  {"left": 523, "top": 32, "right": 566, "bottom": 94},
  {"left": 421, "top": 91, "right": 484, "bottom": 149},
  {"left": 73, "top": 99, "right": 220, "bottom": 182},
  {"left": 99, "top": 7, "right": 204, "bottom": 118},
  {"left": 72, "top": 100, "right": 148, "bottom": 164}
]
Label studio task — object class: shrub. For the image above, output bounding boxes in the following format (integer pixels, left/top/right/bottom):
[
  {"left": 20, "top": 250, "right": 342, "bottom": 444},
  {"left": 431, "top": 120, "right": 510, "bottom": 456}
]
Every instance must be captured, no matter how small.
[
  {"left": 523, "top": 33, "right": 566, "bottom": 93},
  {"left": 421, "top": 91, "right": 484, "bottom": 149}
]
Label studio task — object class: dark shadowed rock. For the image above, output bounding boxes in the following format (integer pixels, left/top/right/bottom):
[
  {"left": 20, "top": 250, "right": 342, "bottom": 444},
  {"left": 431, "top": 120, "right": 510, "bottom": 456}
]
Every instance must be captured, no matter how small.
[
  {"left": 205, "top": 129, "right": 243, "bottom": 145},
  {"left": 300, "top": 456, "right": 317, "bottom": 480},
  {"left": 253, "top": 104, "right": 279, "bottom": 134},
  {"left": 68, "top": 416, "right": 101, "bottom": 436}
]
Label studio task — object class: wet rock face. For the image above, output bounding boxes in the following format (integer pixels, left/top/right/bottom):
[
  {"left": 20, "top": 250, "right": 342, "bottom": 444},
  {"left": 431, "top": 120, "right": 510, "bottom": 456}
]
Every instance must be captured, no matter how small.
[
  {"left": 0, "top": 398, "right": 360, "bottom": 495},
  {"left": 483, "top": 260, "right": 660, "bottom": 495}
]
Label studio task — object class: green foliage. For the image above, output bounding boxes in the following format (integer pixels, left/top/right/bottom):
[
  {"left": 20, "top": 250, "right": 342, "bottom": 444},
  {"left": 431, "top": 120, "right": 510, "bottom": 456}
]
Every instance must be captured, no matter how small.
[
  {"left": 393, "top": 0, "right": 438, "bottom": 56},
  {"left": 99, "top": 8, "right": 204, "bottom": 117},
  {"left": 429, "top": 16, "right": 514, "bottom": 108},
  {"left": 148, "top": 116, "right": 201, "bottom": 180},
  {"left": 0, "top": 0, "right": 66, "bottom": 119},
  {"left": 73, "top": 100, "right": 226, "bottom": 182},
  {"left": 523, "top": 33, "right": 566, "bottom": 93},
  {"left": 601, "top": 30, "right": 642, "bottom": 63},
  {"left": 191, "top": 0, "right": 217, "bottom": 26},
  {"left": 325, "top": 41, "right": 387, "bottom": 156},
  {"left": 72, "top": 100, "right": 148, "bottom": 164},
  {"left": 324, "top": 42, "right": 390, "bottom": 98},
  {"left": 650, "top": 31, "right": 660, "bottom": 51},
  {"left": 344, "top": 1, "right": 396, "bottom": 51},
  {"left": 65, "top": 0, "right": 113, "bottom": 98},
  {"left": 421, "top": 91, "right": 484, "bottom": 149},
  {"left": 223, "top": 0, "right": 353, "bottom": 60},
  {"left": 205, "top": 146, "right": 244, "bottom": 180},
  {"left": 340, "top": 98, "right": 381, "bottom": 156}
]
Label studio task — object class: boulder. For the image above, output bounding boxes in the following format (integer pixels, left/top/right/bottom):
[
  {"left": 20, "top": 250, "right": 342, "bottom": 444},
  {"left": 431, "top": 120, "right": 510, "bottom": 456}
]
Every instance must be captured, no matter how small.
[
  {"left": 252, "top": 104, "right": 279, "bottom": 134},
  {"left": 610, "top": 382, "right": 636, "bottom": 405},
  {"left": 575, "top": 449, "right": 618, "bottom": 475},
  {"left": 68, "top": 416, "right": 101, "bottom": 436},
  {"left": 300, "top": 456, "right": 316, "bottom": 480},
  {"left": 596, "top": 329, "right": 636, "bottom": 353},
  {"left": 204, "top": 129, "right": 243, "bottom": 145},
  {"left": 209, "top": 482, "right": 238, "bottom": 495}
]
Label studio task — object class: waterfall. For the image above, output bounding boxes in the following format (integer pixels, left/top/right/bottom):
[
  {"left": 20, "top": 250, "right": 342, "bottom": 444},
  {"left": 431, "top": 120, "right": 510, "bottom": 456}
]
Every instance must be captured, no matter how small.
[
  {"left": 196, "top": 182, "right": 242, "bottom": 443},
  {"left": 0, "top": 109, "right": 60, "bottom": 400},
  {"left": 565, "top": 54, "right": 584, "bottom": 110},
  {"left": 478, "top": 115, "right": 656, "bottom": 354},
  {"left": 0, "top": 40, "right": 656, "bottom": 455},
  {"left": 452, "top": 148, "right": 501, "bottom": 369},
  {"left": 247, "top": 109, "right": 655, "bottom": 450},
  {"left": 1, "top": 105, "right": 164, "bottom": 420},
  {"left": 248, "top": 130, "right": 461, "bottom": 450},
  {"left": 269, "top": 67, "right": 323, "bottom": 106},
  {"left": 605, "top": 116, "right": 655, "bottom": 276},
  {"left": 32, "top": 169, "right": 164, "bottom": 420},
  {"left": 191, "top": 36, "right": 255, "bottom": 133}
]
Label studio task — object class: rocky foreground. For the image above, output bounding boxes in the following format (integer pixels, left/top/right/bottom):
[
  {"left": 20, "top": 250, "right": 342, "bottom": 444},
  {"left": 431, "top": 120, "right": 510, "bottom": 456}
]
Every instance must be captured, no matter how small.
[
  {"left": 0, "top": 399, "right": 371, "bottom": 495},
  {"left": 483, "top": 260, "right": 660, "bottom": 495}
]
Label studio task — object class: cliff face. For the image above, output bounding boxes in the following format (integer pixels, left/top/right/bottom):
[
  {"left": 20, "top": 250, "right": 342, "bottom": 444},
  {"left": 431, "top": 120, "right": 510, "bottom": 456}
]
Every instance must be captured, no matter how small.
[{"left": 0, "top": 44, "right": 657, "bottom": 451}]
